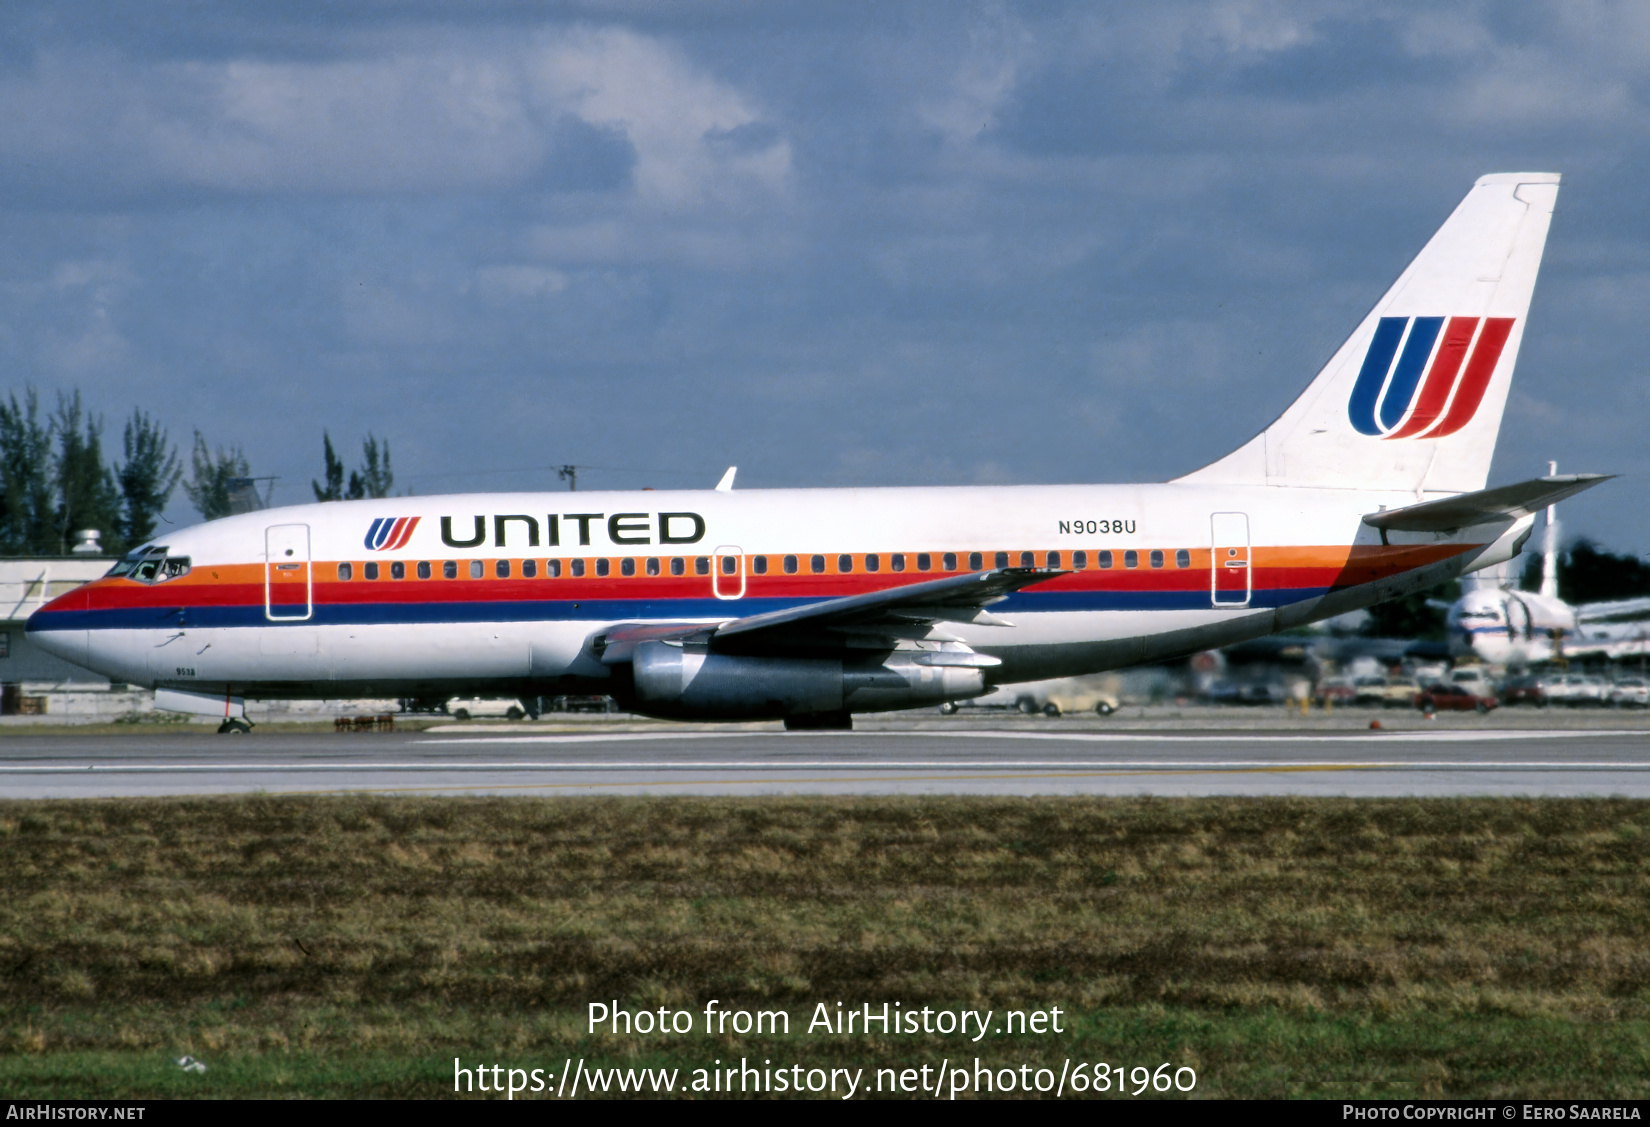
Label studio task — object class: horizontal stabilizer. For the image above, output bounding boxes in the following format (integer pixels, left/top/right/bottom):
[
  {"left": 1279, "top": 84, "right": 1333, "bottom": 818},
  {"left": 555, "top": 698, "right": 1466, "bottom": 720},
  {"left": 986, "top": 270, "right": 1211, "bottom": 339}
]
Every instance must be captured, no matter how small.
[{"left": 1363, "top": 474, "right": 1610, "bottom": 534}]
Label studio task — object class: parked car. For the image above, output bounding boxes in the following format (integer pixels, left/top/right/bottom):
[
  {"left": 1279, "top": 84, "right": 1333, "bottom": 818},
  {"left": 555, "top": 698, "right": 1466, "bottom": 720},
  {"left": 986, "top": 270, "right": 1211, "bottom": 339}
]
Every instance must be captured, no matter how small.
[
  {"left": 445, "top": 697, "right": 526, "bottom": 721},
  {"left": 1609, "top": 678, "right": 1650, "bottom": 708},
  {"left": 1415, "top": 682, "right": 1498, "bottom": 714},
  {"left": 1546, "top": 674, "right": 1608, "bottom": 706},
  {"left": 1207, "top": 680, "right": 1288, "bottom": 705},
  {"left": 1314, "top": 677, "right": 1358, "bottom": 706},
  {"left": 1499, "top": 674, "right": 1550, "bottom": 707},
  {"left": 1354, "top": 675, "right": 1421, "bottom": 708}
]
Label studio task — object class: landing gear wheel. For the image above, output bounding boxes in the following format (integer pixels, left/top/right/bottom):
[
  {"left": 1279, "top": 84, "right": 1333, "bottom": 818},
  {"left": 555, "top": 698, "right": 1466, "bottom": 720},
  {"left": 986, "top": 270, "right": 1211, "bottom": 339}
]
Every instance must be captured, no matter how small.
[
  {"left": 216, "top": 718, "right": 251, "bottom": 734},
  {"left": 938, "top": 702, "right": 958, "bottom": 715},
  {"left": 784, "top": 711, "right": 853, "bottom": 731}
]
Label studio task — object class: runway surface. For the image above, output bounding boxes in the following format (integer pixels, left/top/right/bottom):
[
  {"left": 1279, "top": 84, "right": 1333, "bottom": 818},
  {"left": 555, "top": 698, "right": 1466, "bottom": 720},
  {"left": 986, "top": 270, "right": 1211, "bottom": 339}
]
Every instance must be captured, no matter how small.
[{"left": 5, "top": 722, "right": 1650, "bottom": 797}]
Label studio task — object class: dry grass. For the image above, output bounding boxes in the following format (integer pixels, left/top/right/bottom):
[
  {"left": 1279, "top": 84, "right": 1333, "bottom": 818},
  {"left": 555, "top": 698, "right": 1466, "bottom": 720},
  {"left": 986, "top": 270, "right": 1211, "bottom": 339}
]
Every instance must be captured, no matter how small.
[{"left": 2, "top": 796, "right": 1649, "bottom": 1097}]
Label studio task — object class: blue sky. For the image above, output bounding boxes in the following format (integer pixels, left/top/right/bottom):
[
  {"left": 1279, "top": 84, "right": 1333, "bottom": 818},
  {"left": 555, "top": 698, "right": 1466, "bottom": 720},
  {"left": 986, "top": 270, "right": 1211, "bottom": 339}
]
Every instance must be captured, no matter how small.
[{"left": 2, "top": 2, "right": 1647, "bottom": 548}]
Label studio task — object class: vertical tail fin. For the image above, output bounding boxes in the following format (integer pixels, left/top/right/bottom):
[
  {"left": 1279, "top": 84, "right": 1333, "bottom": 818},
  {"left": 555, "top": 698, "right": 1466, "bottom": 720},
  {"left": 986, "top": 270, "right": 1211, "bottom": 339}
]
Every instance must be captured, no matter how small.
[{"left": 1177, "top": 173, "right": 1559, "bottom": 494}]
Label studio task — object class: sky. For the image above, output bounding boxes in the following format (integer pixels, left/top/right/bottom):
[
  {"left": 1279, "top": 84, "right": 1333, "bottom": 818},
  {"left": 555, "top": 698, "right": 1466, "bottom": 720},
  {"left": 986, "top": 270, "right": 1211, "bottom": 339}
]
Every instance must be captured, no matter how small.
[{"left": 2, "top": 1, "right": 1647, "bottom": 550}]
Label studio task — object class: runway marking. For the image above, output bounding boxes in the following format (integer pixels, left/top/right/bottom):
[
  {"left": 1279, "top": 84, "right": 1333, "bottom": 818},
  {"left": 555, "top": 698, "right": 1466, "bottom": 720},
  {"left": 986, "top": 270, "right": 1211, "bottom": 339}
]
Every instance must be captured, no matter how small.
[
  {"left": 6, "top": 760, "right": 1650, "bottom": 774},
  {"left": 419, "top": 729, "right": 1650, "bottom": 746}
]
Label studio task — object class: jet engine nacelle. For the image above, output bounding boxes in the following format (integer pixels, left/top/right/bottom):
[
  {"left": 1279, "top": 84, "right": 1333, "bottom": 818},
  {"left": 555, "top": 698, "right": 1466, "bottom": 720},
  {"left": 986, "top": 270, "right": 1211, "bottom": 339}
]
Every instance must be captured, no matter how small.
[{"left": 629, "top": 640, "right": 986, "bottom": 720}]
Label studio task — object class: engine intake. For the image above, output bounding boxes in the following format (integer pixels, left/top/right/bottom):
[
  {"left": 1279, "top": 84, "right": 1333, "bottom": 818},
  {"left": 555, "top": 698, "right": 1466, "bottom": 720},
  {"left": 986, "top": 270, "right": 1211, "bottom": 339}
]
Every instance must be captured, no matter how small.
[{"left": 629, "top": 641, "right": 986, "bottom": 720}]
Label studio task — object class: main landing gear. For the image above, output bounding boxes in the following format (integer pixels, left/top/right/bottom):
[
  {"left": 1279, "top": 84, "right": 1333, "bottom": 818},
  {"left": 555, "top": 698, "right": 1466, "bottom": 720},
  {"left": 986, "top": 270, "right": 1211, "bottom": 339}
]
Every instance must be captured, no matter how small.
[{"left": 216, "top": 718, "right": 253, "bottom": 734}]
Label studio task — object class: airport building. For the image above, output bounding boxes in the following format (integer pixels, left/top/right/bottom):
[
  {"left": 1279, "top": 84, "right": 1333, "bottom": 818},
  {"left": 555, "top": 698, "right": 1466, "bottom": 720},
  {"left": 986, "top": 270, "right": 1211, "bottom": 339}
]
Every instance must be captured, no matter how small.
[{"left": 0, "top": 546, "right": 131, "bottom": 716}]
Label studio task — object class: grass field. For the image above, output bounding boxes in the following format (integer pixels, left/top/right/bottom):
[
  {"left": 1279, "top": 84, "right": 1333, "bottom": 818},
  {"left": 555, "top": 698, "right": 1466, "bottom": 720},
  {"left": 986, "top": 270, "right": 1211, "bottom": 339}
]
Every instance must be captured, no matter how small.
[{"left": 2, "top": 795, "right": 1648, "bottom": 1098}]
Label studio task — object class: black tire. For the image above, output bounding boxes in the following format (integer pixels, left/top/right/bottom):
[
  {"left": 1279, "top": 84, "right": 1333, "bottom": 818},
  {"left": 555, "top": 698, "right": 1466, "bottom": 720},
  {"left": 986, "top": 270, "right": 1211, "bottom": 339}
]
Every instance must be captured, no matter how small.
[
  {"left": 938, "top": 702, "right": 958, "bottom": 715},
  {"left": 1017, "top": 699, "right": 1037, "bottom": 715},
  {"left": 1095, "top": 702, "right": 1115, "bottom": 716},
  {"left": 506, "top": 706, "right": 524, "bottom": 721},
  {"left": 453, "top": 708, "right": 470, "bottom": 721},
  {"left": 1042, "top": 702, "right": 1061, "bottom": 718}
]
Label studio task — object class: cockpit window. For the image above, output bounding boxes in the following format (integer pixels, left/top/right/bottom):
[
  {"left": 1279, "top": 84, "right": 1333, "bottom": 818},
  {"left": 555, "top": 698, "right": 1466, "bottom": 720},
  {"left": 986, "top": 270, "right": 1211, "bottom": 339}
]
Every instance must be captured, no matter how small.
[{"left": 109, "top": 546, "right": 190, "bottom": 585}]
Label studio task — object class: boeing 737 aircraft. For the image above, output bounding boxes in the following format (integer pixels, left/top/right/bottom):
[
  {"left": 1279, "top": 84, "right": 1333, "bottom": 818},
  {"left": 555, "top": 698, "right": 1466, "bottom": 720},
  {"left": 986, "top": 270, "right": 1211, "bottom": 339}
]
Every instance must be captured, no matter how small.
[
  {"left": 28, "top": 173, "right": 1609, "bottom": 731},
  {"left": 1448, "top": 475, "right": 1650, "bottom": 664}
]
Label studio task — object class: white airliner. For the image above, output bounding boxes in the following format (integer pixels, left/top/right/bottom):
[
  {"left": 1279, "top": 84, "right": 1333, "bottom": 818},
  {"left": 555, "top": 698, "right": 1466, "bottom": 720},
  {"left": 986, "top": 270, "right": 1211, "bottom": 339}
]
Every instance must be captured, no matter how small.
[
  {"left": 1447, "top": 472, "right": 1650, "bottom": 664},
  {"left": 29, "top": 173, "right": 1609, "bottom": 731}
]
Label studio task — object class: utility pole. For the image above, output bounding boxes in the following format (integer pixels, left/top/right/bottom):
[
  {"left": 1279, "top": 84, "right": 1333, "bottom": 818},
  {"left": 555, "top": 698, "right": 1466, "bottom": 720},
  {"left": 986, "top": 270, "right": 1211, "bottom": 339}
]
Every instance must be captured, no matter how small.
[{"left": 557, "top": 465, "right": 578, "bottom": 492}]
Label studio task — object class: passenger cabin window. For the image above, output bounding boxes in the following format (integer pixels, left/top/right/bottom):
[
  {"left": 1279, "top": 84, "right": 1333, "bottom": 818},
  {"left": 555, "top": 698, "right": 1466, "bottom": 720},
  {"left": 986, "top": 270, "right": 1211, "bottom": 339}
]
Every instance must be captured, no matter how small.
[
  {"left": 918, "top": 553, "right": 933, "bottom": 571},
  {"left": 496, "top": 559, "right": 511, "bottom": 579},
  {"left": 670, "top": 557, "right": 685, "bottom": 576},
  {"left": 721, "top": 556, "right": 737, "bottom": 575},
  {"left": 389, "top": 561, "right": 404, "bottom": 579},
  {"left": 865, "top": 554, "right": 879, "bottom": 572},
  {"left": 646, "top": 557, "right": 660, "bottom": 576},
  {"left": 547, "top": 559, "right": 562, "bottom": 577},
  {"left": 1048, "top": 551, "right": 1061, "bottom": 568},
  {"left": 811, "top": 555, "right": 826, "bottom": 574},
  {"left": 838, "top": 554, "right": 853, "bottom": 573},
  {"left": 695, "top": 557, "right": 710, "bottom": 576},
  {"left": 620, "top": 558, "right": 635, "bottom": 576},
  {"left": 995, "top": 551, "right": 1009, "bottom": 569},
  {"left": 469, "top": 560, "right": 483, "bottom": 579},
  {"left": 783, "top": 555, "right": 798, "bottom": 574},
  {"left": 522, "top": 559, "right": 537, "bottom": 578},
  {"left": 752, "top": 556, "right": 767, "bottom": 575},
  {"left": 595, "top": 559, "right": 610, "bottom": 577},
  {"left": 1149, "top": 549, "right": 1164, "bottom": 569},
  {"left": 1176, "top": 549, "right": 1190, "bottom": 569},
  {"left": 891, "top": 553, "right": 905, "bottom": 572},
  {"left": 444, "top": 560, "right": 457, "bottom": 579},
  {"left": 1072, "top": 550, "right": 1087, "bottom": 569},
  {"left": 1020, "top": 551, "right": 1034, "bottom": 568},
  {"left": 571, "top": 559, "right": 586, "bottom": 577},
  {"left": 365, "top": 562, "right": 380, "bottom": 580},
  {"left": 969, "top": 552, "right": 983, "bottom": 571},
  {"left": 338, "top": 562, "right": 353, "bottom": 581},
  {"left": 942, "top": 552, "right": 957, "bottom": 571},
  {"left": 1124, "top": 550, "right": 1139, "bottom": 569},
  {"left": 1097, "top": 551, "right": 1113, "bottom": 569}
]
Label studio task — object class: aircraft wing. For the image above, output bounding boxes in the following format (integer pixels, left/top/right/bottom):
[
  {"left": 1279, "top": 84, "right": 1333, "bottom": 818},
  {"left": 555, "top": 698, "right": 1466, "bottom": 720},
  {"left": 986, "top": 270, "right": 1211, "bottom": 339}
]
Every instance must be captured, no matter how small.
[
  {"left": 1576, "top": 596, "right": 1650, "bottom": 625},
  {"left": 1363, "top": 474, "right": 1611, "bottom": 534},
  {"left": 596, "top": 567, "right": 1063, "bottom": 663}
]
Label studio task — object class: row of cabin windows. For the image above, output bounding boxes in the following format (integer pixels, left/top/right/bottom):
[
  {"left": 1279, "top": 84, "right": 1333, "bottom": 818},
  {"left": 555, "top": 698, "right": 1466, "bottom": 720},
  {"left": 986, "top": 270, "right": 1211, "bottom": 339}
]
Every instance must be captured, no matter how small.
[{"left": 334, "top": 548, "right": 1194, "bottom": 582}]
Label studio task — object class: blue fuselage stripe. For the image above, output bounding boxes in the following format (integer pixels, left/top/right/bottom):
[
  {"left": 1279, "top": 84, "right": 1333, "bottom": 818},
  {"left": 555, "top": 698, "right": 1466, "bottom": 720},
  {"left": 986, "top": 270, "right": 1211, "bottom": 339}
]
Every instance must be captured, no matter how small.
[{"left": 28, "top": 586, "right": 1338, "bottom": 633}]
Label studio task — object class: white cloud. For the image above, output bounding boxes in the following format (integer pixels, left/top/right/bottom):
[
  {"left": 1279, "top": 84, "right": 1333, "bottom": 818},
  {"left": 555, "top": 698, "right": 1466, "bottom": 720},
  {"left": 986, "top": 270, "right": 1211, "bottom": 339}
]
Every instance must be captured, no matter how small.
[{"left": 0, "top": 28, "right": 789, "bottom": 205}]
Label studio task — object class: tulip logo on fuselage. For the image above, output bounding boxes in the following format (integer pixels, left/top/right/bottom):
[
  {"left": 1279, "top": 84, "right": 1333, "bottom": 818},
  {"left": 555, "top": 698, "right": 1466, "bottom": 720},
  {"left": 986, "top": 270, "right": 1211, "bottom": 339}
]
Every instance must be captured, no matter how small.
[
  {"left": 1347, "top": 316, "right": 1515, "bottom": 439},
  {"left": 364, "top": 516, "right": 420, "bottom": 551}
]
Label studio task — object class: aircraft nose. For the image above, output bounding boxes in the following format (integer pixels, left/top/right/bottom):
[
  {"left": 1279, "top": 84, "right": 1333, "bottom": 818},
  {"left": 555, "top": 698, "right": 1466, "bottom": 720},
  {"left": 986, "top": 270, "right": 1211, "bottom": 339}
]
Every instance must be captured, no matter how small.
[{"left": 25, "top": 589, "right": 91, "bottom": 669}]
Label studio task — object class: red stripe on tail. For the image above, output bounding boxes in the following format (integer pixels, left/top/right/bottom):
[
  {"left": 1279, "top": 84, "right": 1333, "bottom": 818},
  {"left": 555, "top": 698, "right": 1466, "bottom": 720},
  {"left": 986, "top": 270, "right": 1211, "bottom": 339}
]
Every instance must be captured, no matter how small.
[
  {"left": 1420, "top": 318, "right": 1514, "bottom": 438},
  {"left": 1384, "top": 317, "right": 1478, "bottom": 439}
]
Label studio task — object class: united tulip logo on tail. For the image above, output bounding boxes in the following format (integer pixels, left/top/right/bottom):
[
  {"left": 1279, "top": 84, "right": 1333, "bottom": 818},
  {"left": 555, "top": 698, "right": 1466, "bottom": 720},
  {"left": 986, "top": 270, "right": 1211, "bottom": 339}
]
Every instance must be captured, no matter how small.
[
  {"left": 364, "top": 516, "right": 420, "bottom": 551},
  {"left": 1348, "top": 316, "right": 1515, "bottom": 439}
]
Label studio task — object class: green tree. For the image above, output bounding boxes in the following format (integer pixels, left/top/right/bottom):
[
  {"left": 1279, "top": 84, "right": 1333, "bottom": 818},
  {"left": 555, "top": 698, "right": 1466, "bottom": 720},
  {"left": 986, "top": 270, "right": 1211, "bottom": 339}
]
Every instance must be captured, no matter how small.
[
  {"left": 184, "top": 432, "right": 251, "bottom": 522},
  {"left": 1523, "top": 539, "right": 1650, "bottom": 603},
  {"left": 312, "top": 432, "right": 346, "bottom": 501},
  {"left": 0, "top": 389, "right": 55, "bottom": 554},
  {"left": 51, "top": 391, "right": 123, "bottom": 555},
  {"left": 347, "top": 434, "right": 393, "bottom": 500},
  {"left": 116, "top": 410, "right": 182, "bottom": 547}
]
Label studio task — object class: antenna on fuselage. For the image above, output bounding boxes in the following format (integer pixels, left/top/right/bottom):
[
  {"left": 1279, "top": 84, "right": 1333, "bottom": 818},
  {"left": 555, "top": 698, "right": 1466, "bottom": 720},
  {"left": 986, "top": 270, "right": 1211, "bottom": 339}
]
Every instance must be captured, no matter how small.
[
  {"left": 557, "top": 465, "right": 578, "bottom": 492},
  {"left": 1541, "top": 459, "right": 1561, "bottom": 600},
  {"left": 715, "top": 466, "right": 737, "bottom": 492}
]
